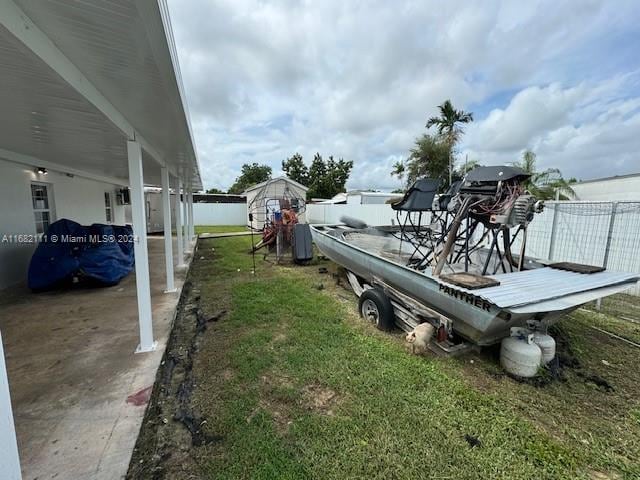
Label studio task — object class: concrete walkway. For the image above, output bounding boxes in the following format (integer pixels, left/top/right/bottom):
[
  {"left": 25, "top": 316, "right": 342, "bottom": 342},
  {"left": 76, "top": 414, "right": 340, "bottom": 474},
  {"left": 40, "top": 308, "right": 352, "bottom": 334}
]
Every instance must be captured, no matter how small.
[{"left": 0, "top": 236, "right": 190, "bottom": 479}]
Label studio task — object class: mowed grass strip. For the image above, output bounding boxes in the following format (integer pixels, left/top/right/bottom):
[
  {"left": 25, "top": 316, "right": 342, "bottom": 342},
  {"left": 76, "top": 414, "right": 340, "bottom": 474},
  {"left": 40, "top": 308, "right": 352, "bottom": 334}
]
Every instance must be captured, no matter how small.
[
  {"left": 195, "top": 225, "right": 249, "bottom": 235},
  {"left": 188, "top": 236, "right": 596, "bottom": 480}
]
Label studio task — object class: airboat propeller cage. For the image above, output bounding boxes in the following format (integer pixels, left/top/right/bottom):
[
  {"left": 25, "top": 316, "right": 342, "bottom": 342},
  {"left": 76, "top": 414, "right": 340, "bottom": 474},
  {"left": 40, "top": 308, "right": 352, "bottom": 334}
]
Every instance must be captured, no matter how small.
[{"left": 245, "top": 177, "right": 307, "bottom": 230}]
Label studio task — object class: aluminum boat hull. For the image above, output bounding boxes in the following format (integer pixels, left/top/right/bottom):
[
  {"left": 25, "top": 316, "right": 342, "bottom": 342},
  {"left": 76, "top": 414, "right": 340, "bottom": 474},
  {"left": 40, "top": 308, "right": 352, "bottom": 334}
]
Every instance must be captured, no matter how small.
[{"left": 311, "top": 225, "right": 638, "bottom": 345}]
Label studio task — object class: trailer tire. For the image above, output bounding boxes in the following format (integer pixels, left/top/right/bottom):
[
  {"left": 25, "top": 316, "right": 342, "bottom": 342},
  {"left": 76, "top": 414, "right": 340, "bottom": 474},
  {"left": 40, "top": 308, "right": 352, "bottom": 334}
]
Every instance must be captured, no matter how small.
[{"left": 358, "top": 288, "right": 394, "bottom": 331}]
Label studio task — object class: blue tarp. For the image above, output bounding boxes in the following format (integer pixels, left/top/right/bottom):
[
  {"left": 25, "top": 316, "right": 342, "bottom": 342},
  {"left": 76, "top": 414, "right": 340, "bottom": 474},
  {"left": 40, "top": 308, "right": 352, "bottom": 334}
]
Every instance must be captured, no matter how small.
[{"left": 28, "top": 219, "right": 135, "bottom": 291}]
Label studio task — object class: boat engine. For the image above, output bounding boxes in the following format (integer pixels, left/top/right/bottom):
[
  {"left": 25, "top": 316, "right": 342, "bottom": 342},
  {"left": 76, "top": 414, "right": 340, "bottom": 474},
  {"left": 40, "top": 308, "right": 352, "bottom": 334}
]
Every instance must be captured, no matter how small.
[
  {"left": 429, "top": 165, "right": 545, "bottom": 275},
  {"left": 454, "top": 165, "right": 543, "bottom": 228}
]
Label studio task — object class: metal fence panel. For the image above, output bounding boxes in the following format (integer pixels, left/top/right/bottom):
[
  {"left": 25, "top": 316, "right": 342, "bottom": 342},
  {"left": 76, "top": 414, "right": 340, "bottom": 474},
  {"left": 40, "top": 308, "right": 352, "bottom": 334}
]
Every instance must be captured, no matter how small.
[{"left": 521, "top": 201, "right": 640, "bottom": 295}]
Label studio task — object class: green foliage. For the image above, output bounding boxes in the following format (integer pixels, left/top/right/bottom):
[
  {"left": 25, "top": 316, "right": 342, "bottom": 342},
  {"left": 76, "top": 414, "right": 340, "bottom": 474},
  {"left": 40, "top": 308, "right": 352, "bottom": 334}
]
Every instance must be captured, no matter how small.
[
  {"left": 392, "top": 133, "right": 452, "bottom": 190},
  {"left": 205, "top": 187, "right": 225, "bottom": 194},
  {"left": 514, "top": 150, "right": 575, "bottom": 200},
  {"left": 394, "top": 99, "right": 474, "bottom": 189},
  {"left": 281, "top": 153, "right": 309, "bottom": 185},
  {"left": 282, "top": 152, "right": 353, "bottom": 199},
  {"left": 308, "top": 154, "right": 353, "bottom": 199},
  {"left": 228, "top": 163, "right": 272, "bottom": 194},
  {"left": 425, "top": 99, "right": 474, "bottom": 141}
]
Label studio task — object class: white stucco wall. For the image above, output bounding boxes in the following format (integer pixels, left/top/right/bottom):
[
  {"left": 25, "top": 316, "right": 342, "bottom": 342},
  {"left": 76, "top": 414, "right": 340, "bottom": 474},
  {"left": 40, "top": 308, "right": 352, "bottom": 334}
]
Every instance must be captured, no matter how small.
[{"left": 0, "top": 159, "right": 126, "bottom": 289}]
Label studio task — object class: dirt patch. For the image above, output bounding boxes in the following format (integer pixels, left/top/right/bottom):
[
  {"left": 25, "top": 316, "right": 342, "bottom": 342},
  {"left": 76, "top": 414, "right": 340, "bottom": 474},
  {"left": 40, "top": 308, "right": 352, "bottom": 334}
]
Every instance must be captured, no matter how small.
[
  {"left": 273, "top": 332, "right": 288, "bottom": 343},
  {"left": 126, "top": 272, "right": 227, "bottom": 479},
  {"left": 301, "top": 384, "right": 339, "bottom": 415}
]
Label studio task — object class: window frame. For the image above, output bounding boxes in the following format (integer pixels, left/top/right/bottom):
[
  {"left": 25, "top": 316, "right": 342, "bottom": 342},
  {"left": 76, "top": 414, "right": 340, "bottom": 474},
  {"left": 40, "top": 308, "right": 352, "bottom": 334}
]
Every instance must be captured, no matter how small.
[
  {"left": 31, "top": 182, "right": 55, "bottom": 235},
  {"left": 104, "top": 191, "right": 113, "bottom": 223}
]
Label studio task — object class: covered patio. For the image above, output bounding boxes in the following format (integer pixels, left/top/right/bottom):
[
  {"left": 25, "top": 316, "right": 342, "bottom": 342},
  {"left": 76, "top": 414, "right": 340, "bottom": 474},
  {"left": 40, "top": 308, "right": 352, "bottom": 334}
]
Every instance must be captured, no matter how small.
[
  {"left": 0, "top": 1, "right": 202, "bottom": 478},
  {"left": 1, "top": 237, "right": 187, "bottom": 479}
]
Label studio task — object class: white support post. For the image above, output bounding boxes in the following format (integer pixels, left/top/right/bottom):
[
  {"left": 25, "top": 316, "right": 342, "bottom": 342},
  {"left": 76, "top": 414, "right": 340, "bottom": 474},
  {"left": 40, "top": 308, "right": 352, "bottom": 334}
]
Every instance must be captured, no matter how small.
[
  {"left": 176, "top": 176, "right": 185, "bottom": 268},
  {"left": 0, "top": 332, "right": 21, "bottom": 480},
  {"left": 127, "top": 140, "right": 157, "bottom": 353},
  {"left": 183, "top": 180, "right": 191, "bottom": 253},
  {"left": 188, "top": 187, "right": 195, "bottom": 241},
  {"left": 161, "top": 167, "right": 177, "bottom": 293}
]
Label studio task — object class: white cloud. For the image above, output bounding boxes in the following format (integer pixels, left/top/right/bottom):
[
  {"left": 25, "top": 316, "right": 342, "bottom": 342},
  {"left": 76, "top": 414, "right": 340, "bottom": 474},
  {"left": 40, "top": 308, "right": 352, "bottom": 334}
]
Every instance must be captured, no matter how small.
[
  {"left": 462, "top": 76, "right": 640, "bottom": 179},
  {"left": 168, "top": 0, "right": 640, "bottom": 191}
]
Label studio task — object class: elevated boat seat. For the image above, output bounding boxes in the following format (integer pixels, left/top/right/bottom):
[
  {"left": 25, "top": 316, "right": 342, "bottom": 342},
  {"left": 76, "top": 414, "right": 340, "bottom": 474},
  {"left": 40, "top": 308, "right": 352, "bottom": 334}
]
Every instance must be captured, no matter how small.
[{"left": 391, "top": 178, "right": 440, "bottom": 211}]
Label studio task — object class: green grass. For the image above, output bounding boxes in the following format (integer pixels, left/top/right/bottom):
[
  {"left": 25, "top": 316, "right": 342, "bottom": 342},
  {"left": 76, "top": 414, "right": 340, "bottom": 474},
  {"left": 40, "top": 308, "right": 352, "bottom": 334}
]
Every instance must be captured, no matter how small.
[
  {"left": 195, "top": 225, "right": 248, "bottom": 235},
  {"left": 170, "top": 236, "right": 640, "bottom": 479}
]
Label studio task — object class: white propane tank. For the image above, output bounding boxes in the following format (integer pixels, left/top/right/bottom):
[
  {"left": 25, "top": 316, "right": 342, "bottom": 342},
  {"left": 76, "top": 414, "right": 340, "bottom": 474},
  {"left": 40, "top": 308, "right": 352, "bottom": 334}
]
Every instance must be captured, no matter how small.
[
  {"left": 532, "top": 332, "right": 556, "bottom": 364},
  {"left": 500, "top": 328, "right": 542, "bottom": 378}
]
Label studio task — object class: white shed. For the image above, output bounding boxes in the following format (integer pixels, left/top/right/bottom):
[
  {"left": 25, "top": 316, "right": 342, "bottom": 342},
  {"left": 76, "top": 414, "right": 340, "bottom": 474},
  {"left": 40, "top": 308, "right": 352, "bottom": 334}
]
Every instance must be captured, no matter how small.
[{"left": 243, "top": 176, "right": 309, "bottom": 229}]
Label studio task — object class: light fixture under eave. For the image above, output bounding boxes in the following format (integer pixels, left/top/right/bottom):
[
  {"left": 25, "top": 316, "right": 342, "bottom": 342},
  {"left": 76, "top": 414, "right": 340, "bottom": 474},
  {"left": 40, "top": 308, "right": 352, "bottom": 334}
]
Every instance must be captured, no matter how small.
[{"left": 36, "top": 167, "right": 48, "bottom": 175}]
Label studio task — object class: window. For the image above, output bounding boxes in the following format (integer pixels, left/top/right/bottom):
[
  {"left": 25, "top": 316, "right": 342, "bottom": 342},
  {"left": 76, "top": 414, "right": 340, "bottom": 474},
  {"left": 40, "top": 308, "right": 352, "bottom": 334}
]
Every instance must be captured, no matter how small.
[
  {"left": 105, "top": 192, "right": 113, "bottom": 223},
  {"left": 31, "top": 183, "right": 53, "bottom": 234}
]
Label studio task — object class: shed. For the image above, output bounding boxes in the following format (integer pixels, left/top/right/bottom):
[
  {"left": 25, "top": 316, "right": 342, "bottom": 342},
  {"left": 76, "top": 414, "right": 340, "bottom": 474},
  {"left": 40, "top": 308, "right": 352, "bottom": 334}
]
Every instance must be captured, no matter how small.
[{"left": 243, "top": 176, "right": 309, "bottom": 229}]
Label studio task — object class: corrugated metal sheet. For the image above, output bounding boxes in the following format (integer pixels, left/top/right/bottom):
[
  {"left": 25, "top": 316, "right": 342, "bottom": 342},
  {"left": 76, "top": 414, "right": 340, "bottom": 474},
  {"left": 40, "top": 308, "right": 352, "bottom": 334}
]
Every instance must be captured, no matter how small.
[{"left": 440, "top": 267, "right": 640, "bottom": 309}]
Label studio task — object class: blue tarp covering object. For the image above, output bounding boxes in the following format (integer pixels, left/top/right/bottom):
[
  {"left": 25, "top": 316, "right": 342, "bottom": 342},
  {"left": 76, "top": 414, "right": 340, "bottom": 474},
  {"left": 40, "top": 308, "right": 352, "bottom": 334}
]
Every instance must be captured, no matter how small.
[{"left": 28, "top": 218, "right": 135, "bottom": 291}]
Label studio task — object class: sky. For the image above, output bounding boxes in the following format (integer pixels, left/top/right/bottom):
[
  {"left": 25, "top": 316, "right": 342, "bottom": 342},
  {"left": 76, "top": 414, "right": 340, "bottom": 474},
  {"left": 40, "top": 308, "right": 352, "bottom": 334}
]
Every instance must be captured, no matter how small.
[{"left": 168, "top": 0, "right": 640, "bottom": 192}]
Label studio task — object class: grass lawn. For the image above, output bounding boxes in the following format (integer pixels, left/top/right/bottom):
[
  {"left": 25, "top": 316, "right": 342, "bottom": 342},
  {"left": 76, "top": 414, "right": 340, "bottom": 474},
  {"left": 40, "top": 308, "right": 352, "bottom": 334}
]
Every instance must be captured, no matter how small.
[
  {"left": 195, "top": 225, "right": 248, "bottom": 235},
  {"left": 129, "top": 235, "right": 640, "bottom": 479}
]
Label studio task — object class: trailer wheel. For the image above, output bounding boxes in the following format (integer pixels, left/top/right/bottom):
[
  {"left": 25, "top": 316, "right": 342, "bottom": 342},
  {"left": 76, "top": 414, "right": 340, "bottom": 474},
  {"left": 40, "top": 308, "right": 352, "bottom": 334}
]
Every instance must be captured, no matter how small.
[{"left": 358, "top": 288, "right": 394, "bottom": 331}]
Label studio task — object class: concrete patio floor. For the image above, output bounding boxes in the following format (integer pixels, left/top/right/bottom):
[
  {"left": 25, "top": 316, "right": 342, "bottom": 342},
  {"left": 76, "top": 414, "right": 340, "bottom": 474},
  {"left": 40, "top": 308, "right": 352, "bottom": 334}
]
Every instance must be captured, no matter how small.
[{"left": 0, "top": 236, "right": 191, "bottom": 480}]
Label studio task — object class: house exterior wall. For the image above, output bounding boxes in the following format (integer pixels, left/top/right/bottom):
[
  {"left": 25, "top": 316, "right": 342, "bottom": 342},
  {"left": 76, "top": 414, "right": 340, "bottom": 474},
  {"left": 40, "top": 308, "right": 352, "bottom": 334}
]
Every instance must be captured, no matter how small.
[
  {"left": 307, "top": 204, "right": 410, "bottom": 226},
  {"left": 346, "top": 193, "right": 400, "bottom": 205},
  {"left": 572, "top": 176, "right": 640, "bottom": 201},
  {"left": 346, "top": 194, "right": 362, "bottom": 205},
  {"left": 0, "top": 158, "right": 126, "bottom": 289}
]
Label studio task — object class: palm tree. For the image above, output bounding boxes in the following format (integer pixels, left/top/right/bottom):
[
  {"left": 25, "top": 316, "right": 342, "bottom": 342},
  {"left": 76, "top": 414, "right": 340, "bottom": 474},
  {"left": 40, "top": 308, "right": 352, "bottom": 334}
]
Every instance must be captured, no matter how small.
[
  {"left": 515, "top": 150, "right": 575, "bottom": 200},
  {"left": 426, "top": 100, "right": 474, "bottom": 185}
]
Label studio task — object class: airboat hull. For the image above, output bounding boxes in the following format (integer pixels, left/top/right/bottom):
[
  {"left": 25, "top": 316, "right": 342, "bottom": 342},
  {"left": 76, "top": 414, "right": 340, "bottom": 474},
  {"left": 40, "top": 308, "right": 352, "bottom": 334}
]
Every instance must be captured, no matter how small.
[{"left": 310, "top": 225, "right": 639, "bottom": 345}]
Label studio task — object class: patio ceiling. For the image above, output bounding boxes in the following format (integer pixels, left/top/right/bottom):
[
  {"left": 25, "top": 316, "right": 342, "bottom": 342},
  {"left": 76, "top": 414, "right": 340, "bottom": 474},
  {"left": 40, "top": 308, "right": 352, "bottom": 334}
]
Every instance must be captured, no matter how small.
[{"left": 0, "top": 0, "right": 201, "bottom": 189}]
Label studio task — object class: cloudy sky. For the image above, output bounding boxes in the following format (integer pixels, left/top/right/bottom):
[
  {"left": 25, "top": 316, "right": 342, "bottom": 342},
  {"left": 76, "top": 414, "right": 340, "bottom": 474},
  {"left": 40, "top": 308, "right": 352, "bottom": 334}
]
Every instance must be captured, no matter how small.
[{"left": 168, "top": 0, "right": 640, "bottom": 192}]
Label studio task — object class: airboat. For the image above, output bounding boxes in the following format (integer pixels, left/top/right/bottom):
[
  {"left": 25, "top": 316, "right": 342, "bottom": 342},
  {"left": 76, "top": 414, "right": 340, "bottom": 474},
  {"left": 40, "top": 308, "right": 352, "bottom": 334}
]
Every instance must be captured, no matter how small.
[{"left": 310, "top": 166, "right": 639, "bottom": 355}]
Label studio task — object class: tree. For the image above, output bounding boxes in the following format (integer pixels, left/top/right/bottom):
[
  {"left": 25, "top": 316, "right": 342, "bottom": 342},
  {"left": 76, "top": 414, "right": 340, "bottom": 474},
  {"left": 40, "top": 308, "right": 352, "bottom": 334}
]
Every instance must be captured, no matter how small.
[
  {"left": 307, "top": 153, "right": 353, "bottom": 199},
  {"left": 425, "top": 99, "right": 474, "bottom": 184},
  {"left": 281, "top": 152, "right": 353, "bottom": 199},
  {"left": 228, "top": 163, "right": 272, "bottom": 194},
  {"left": 206, "top": 187, "right": 225, "bottom": 194},
  {"left": 281, "top": 153, "right": 309, "bottom": 185},
  {"left": 392, "top": 133, "right": 452, "bottom": 190},
  {"left": 514, "top": 150, "right": 575, "bottom": 200}
]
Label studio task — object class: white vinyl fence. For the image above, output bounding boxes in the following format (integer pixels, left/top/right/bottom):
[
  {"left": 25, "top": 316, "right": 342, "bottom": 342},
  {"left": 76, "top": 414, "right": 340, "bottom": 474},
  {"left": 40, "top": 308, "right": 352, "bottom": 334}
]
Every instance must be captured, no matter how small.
[{"left": 193, "top": 203, "right": 246, "bottom": 226}]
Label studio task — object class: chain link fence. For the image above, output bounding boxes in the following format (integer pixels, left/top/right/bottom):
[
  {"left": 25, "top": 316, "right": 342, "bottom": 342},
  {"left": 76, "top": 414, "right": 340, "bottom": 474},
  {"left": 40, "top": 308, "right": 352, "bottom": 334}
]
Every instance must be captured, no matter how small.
[{"left": 514, "top": 201, "right": 640, "bottom": 297}]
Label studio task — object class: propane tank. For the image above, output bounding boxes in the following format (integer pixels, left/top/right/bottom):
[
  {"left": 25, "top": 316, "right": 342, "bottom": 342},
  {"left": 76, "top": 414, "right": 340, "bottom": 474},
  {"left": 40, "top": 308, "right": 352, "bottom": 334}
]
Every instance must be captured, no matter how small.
[
  {"left": 500, "top": 328, "right": 542, "bottom": 378},
  {"left": 532, "top": 331, "right": 556, "bottom": 364}
]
